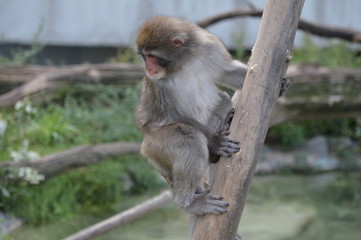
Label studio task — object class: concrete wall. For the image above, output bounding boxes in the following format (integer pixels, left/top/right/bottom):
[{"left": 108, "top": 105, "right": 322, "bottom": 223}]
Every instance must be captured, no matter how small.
[{"left": 1, "top": 0, "right": 360, "bottom": 49}]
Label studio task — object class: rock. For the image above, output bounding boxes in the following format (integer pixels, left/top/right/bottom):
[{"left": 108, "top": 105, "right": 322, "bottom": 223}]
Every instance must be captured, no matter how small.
[
  {"left": 299, "top": 135, "right": 329, "bottom": 156},
  {"left": 0, "top": 212, "right": 22, "bottom": 236},
  {"left": 258, "top": 136, "right": 343, "bottom": 173},
  {"left": 299, "top": 136, "right": 339, "bottom": 171},
  {"left": 239, "top": 200, "right": 316, "bottom": 240}
]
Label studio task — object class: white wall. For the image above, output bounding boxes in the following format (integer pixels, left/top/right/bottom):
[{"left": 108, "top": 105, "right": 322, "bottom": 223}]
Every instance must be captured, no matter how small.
[{"left": 0, "top": 0, "right": 360, "bottom": 48}]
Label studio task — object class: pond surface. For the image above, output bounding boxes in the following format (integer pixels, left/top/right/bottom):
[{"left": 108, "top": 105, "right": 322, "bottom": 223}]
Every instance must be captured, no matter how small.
[{"left": 11, "top": 174, "right": 361, "bottom": 240}]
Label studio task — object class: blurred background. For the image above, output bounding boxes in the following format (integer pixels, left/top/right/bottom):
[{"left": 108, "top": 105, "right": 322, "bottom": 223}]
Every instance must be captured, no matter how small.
[
  {"left": 0, "top": 1, "right": 360, "bottom": 240},
  {"left": 1, "top": 0, "right": 360, "bottom": 64}
]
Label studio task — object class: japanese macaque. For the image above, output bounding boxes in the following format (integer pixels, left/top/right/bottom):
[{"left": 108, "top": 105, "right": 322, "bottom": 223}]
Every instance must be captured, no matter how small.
[{"left": 135, "top": 16, "right": 248, "bottom": 215}]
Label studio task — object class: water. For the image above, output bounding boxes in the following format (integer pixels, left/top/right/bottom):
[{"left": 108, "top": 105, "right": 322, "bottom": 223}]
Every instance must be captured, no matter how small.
[{"left": 10, "top": 174, "right": 361, "bottom": 240}]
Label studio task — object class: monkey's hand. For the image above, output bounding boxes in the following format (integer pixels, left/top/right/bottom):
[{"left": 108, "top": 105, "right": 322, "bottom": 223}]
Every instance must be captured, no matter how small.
[{"left": 209, "top": 109, "right": 240, "bottom": 162}]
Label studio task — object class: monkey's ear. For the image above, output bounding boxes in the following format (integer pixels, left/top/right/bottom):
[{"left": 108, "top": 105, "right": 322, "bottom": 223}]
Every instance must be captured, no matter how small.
[{"left": 171, "top": 36, "right": 185, "bottom": 47}]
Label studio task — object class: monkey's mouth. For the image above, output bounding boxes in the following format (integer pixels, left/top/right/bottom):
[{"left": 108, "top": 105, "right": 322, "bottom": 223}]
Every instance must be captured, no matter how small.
[
  {"left": 143, "top": 54, "right": 166, "bottom": 80},
  {"left": 145, "top": 67, "right": 166, "bottom": 80}
]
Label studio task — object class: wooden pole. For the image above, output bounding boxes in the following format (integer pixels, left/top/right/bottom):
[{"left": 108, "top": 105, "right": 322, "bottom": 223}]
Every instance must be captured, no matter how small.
[{"left": 192, "top": 0, "right": 305, "bottom": 239}]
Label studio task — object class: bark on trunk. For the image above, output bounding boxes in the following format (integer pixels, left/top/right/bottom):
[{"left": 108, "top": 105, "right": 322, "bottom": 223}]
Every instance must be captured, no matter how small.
[{"left": 192, "top": 1, "right": 305, "bottom": 239}]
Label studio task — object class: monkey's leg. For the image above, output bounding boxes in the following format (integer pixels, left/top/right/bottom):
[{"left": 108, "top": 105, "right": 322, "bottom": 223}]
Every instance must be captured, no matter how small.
[{"left": 169, "top": 124, "right": 229, "bottom": 215}]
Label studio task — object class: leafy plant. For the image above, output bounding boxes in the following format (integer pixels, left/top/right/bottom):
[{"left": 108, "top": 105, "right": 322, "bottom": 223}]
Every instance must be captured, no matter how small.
[
  {"left": 266, "top": 36, "right": 361, "bottom": 150},
  {"left": 292, "top": 34, "right": 361, "bottom": 68}
]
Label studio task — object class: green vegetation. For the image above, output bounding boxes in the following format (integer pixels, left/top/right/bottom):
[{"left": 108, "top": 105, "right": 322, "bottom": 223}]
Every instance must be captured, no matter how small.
[
  {"left": 0, "top": 34, "right": 360, "bottom": 228},
  {"left": 0, "top": 84, "right": 163, "bottom": 225},
  {"left": 109, "top": 47, "right": 141, "bottom": 63},
  {"left": 267, "top": 119, "right": 361, "bottom": 151},
  {"left": 10, "top": 175, "right": 361, "bottom": 240},
  {"left": 292, "top": 35, "right": 361, "bottom": 68},
  {"left": 267, "top": 36, "right": 361, "bottom": 151}
]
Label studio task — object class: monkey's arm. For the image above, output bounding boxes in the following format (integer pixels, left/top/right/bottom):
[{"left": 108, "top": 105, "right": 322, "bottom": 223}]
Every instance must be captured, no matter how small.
[
  {"left": 220, "top": 61, "right": 291, "bottom": 96},
  {"left": 177, "top": 112, "right": 239, "bottom": 160},
  {"left": 219, "top": 60, "right": 248, "bottom": 89}
]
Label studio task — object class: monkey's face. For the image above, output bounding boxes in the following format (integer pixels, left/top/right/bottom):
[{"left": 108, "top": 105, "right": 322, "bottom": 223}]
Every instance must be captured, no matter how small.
[
  {"left": 136, "top": 16, "right": 193, "bottom": 80},
  {"left": 138, "top": 50, "right": 169, "bottom": 80}
]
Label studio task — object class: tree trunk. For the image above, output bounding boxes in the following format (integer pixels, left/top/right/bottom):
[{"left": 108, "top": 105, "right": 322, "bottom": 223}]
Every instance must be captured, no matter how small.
[{"left": 192, "top": 1, "right": 305, "bottom": 239}]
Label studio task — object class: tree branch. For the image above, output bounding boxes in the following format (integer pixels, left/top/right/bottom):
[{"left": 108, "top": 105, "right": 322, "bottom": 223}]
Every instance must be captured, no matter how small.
[
  {"left": 192, "top": 1, "right": 305, "bottom": 239},
  {"left": 0, "top": 63, "right": 143, "bottom": 107},
  {"left": 62, "top": 190, "right": 172, "bottom": 240},
  {"left": 197, "top": 8, "right": 361, "bottom": 43},
  {"left": 0, "top": 142, "right": 141, "bottom": 180}
]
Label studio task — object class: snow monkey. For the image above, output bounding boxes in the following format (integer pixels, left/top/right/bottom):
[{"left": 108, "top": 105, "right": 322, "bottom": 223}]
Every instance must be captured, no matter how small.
[{"left": 135, "top": 16, "right": 248, "bottom": 215}]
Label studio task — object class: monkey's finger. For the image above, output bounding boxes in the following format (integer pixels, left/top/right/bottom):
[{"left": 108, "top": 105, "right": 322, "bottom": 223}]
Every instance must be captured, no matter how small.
[
  {"left": 224, "top": 108, "right": 235, "bottom": 123},
  {"left": 195, "top": 189, "right": 210, "bottom": 197},
  {"left": 207, "top": 194, "right": 224, "bottom": 201},
  {"left": 221, "top": 129, "right": 231, "bottom": 136},
  {"left": 221, "top": 140, "right": 240, "bottom": 149},
  {"left": 219, "top": 144, "right": 241, "bottom": 155},
  {"left": 208, "top": 199, "right": 229, "bottom": 209},
  {"left": 222, "top": 136, "right": 240, "bottom": 145},
  {"left": 218, "top": 150, "right": 231, "bottom": 157},
  {"left": 206, "top": 197, "right": 229, "bottom": 208},
  {"left": 213, "top": 206, "right": 228, "bottom": 214},
  {"left": 216, "top": 149, "right": 232, "bottom": 157},
  {"left": 205, "top": 205, "right": 228, "bottom": 215}
]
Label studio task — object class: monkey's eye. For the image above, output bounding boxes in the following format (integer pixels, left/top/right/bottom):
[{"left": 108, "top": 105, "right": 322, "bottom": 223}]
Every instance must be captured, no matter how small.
[
  {"left": 157, "top": 57, "right": 169, "bottom": 67},
  {"left": 146, "top": 54, "right": 157, "bottom": 60}
]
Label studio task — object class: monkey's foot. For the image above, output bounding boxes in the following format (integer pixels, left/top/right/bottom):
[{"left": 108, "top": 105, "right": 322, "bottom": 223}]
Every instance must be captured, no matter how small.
[{"left": 188, "top": 191, "right": 229, "bottom": 215}]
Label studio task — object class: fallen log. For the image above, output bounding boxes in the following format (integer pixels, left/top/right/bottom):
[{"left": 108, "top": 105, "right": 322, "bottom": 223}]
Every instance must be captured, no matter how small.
[
  {"left": 2, "top": 138, "right": 358, "bottom": 184},
  {"left": 0, "top": 142, "right": 141, "bottom": 179},
  {"left": 270, "top": 64, "right": 361, "bottom": 126},
  {"left": 1, "top": 63, "right": 361, "bottom": 117},
  {"left": 0, "top": 63, "right": 143, "bottom": 106}
]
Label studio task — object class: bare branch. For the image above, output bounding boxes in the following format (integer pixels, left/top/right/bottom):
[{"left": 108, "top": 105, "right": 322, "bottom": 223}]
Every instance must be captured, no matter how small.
[
  {"left": 0, "top": 63, "right": 143, "bottom": 107},
  {"left": 197, "top": 8, "right": 361, "bottom": 43},
  {"left": 0, "top": 142, "right": 141, "bottom": 179}
]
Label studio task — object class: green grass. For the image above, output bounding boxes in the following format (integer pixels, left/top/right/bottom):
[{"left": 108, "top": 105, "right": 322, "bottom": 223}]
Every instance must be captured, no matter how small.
[{"left": 1, "top": 84, "right": 142, "bottom": 160}]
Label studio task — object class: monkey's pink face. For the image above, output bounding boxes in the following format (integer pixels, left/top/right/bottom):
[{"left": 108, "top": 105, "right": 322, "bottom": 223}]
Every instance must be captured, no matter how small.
[{"left": 141, "top": 53, "right": 166, "bottom": 80}]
